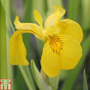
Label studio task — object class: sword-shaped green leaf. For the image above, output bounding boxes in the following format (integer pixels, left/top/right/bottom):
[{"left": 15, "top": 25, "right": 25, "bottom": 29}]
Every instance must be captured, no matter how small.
[
  {"left": 1, "top": 1, "right": 36, "bottom": 89},
  {"left": 83, "top": 70, "right": 88, "bottom": 90},
  {"left": 0, "top": 0, "right": 7, "bottom": 79}
]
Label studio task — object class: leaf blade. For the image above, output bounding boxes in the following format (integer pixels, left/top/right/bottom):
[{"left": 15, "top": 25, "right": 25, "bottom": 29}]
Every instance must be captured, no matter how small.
[
  {"left": 83, "top": 70, "right": 88, "bottom": 90},
  {"left": 19, "top": 66, "right": 36, "bottom": 90}
]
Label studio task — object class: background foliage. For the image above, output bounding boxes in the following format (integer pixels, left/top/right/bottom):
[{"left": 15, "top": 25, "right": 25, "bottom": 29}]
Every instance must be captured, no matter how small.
[{"left": 0, "top": 0, "right": 90, "bottom": 90}]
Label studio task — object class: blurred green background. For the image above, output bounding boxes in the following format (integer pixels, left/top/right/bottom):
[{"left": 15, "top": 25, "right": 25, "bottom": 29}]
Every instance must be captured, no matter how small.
[{"left": 0, "top": 0, "right": 90, "bottom": 90}]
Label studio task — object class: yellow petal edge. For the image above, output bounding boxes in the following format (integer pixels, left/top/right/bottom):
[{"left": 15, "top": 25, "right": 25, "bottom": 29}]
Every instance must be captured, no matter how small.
[{"left": 58, "top": 19, "right": 83, "bottom": 42}]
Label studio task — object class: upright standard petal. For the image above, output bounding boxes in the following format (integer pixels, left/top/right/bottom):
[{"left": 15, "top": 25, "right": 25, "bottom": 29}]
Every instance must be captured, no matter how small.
[
  {"left": 57, "top": 19, "right": 83, "bottom": 42},
  {"left": 34, "top": 10, "right": 43, "bottom": 27},
  {"left": 45, "top": 6, "right": 66, "bottom": 27},
  {"left": 9, "top": 30, "right": 29, "bottom": 65},
  {"left": 59, "top": 35, "right": 82, "bottom": 70}
]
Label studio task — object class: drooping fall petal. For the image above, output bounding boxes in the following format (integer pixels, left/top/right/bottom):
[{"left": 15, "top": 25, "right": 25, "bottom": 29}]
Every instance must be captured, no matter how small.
[
  {"left": 9, "top": 30, "right": 29, "bottom": 65},
  {"left": 59, "top": 34, "right": 82, "bottom": 70},
  {"left": 41, "top": 34, "right": 82, "bottom": 77},
  {"left": 9, "top": 26, "right": 45, "bottom": 65},
  {"left": 41, "top": 40, "right": 61, "bottom": 77}
]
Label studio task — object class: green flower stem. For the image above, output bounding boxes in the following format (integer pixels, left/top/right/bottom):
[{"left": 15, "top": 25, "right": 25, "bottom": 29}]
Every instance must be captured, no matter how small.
[
  {"left": 0, "top": 0, "right": 7, "bottom": 78},
  {"left": 49, "top": 75, "right": 60, "bottom": 90}
]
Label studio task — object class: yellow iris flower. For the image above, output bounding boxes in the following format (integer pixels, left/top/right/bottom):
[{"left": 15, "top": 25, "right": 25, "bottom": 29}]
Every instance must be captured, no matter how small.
[{"left": 9, "top": 6, "right": 83, "bottom": 77}]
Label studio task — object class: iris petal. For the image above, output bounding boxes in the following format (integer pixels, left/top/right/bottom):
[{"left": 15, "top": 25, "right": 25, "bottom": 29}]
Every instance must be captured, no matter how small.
[
  {"left": 41, "top": 40, "right": 61, "bottom": 77},
  {"left": 14, "top": 16, "right": 45, "bottom": 41},
  {"left": 41, "top": 34, "right": 82, "bottom": 77},
  {"left": 57, "top": 19, "right": 83, "bottom": 43},
  {"left": 9, "top": 26, "right": 45, "bottom": 65},
  {"left": 60, "top": 34, "right": 82, "bottom": 70},
  {"left": 34, "top": 10, "right": 43, "bottom": 27},
  {"left": 9, "top": 30, "right": 29, "bottom": 65},
  {"left": 14, "top": 16, "right": 42, "bottom": 33},
  {"left": 45, "top": 6, "right": 65, "bottom": 28}
]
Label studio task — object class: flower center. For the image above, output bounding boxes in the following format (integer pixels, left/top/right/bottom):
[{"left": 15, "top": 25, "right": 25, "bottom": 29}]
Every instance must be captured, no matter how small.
[{"left": 48, "top": 35, "right": 63, "bottom": 54}]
